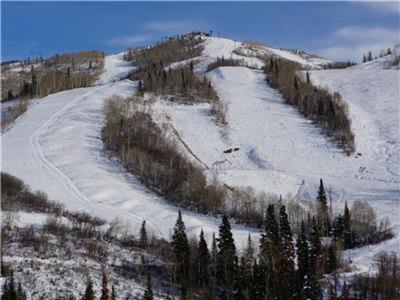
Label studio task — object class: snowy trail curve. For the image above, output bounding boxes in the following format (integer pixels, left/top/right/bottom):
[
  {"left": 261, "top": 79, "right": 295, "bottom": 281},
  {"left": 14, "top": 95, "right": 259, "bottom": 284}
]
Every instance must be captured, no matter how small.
[{"left": 1, "top": 54, "right": 259, "bottom": 246}]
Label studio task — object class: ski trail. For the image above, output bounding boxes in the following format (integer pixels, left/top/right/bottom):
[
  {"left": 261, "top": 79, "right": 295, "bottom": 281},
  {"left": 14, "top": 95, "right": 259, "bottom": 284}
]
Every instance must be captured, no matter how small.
[{"left": 28, "top": 84, "right": 164, "bottom": 237}]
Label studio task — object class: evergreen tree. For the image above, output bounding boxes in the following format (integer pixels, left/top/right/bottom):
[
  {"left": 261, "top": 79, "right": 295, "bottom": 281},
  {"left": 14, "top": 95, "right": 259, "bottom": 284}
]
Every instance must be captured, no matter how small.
[
  {"left": 250, "top": 259, "right": 266, "bottom": 300},
  {"left": 232, "top": 256, "right": 244, "bottom": 300},
  {"left": 306, "top": 71, "right": 310, "bottom": 83},
  {"left": 209, "top": 232, "right": 218, "bottom": 297},
  {"left": 367, "top": 51, "right": 373, "bottom": 61},
  {"left": 260, "top": 204, "right": 279, "bottom": 263},
  {"left": 216, "top": 215, "right": 236, "bottom": 297},
  {"left": 308, "top": 220, "right": 323, "bottom": 299},
  {"left": 195, "top": 229, "right": 210, "bottom": 288},
  {"left": 111, "top": 285, "right": 117, "bottom": 300},
  {"left": 296, "top": 222, "right": 309, "bottom": 289},
  {"left": 1, "top": 278, "right": 9, "bottom": 300},
  {"left": 143, "top": 273, "right": 153, "bottom": 300},
  {"left": 17, "top": 281, "right": 26, "bottom": 300},
  {"left": 171, "top": 210, "right": 190, "bottom": 297},
  {"left": 316, "top": 179, "right": 330, "bottom": 236},
  {"left": 278, "top": 205, "right": 296, "bottom": 298},
  {"left": 317, "top": 179, "right": 327, "bottom": 211},
  {"left": 387, "top": 48, "right": 392, "bottom": 55},
  {"left": 332, "top": 214, "right": 344, "bottom": 240},
  {"left": 100, "top": 269, "right": 109, "bottom": 300},
  {"left": 363, "top": 54, "right": 367, "bottom": 63},
  {"left": 343, "top": 201, "right": 352, "bottom": 249},
  {"left": 259, "top": 204, "right": 280, "bottom": 298},
  {"left": 243, "top": 234, "right": 255, "bottom": 267},
  {"left": 309, "top": 218, "right": 322, "bottom": 277},
  {"left": 139, "top": 220, "right": 148, "bottom": 248},
  {"left": 326, "top": 243, "right": 337, "bottom": 274},
  {"left": 82, "top": 277, "right": 94, "bottom": 300}
]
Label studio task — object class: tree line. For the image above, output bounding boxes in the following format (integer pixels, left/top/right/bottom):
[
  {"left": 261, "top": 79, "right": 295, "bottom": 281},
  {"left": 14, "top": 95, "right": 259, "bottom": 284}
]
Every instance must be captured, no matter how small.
[
  {"left": 362, "top": 48, "right": 393, "bottom": 63},
  {"left": 1, "top": 172, "right": 397, "bottom": 299},
  {"left": 265, "top": 57, "right": 355, "bottom": 154},
  {"left": 1, "top": 51, "right": 104, "bottom": 101},
  {"left": 125, "top": 33, "right": 226, "bottom": 125}
]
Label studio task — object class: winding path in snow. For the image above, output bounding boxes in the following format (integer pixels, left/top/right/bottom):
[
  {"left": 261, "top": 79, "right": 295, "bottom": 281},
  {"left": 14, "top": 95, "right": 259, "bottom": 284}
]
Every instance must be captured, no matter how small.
[{"left": 1, "top": 54, "right": 260, "bottom": 247}]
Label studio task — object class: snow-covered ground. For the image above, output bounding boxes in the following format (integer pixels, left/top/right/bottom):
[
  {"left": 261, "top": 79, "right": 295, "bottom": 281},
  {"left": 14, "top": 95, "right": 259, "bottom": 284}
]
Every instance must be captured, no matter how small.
[
  {"left": 1, "top": 53, "right": 260, "bottom": 249},
  {"left": 152, "top": 37, "right": 399, "bottom": 273},
  {"left": 2, "top": 37, "right": 399, "bottom": 275},
  {"left": 308, "top": 57, "right": 400, "bottom": 273}
]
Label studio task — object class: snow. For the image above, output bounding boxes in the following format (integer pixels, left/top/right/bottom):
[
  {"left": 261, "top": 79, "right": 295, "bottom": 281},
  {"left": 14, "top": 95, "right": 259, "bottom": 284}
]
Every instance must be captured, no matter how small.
[
  {"left": 1, "top": 53, "right": 261, "bottom": 249},
  {"left": 2, "top": 36, "right": 399, "bottom": 276},
  {"left": 1, "top": 99, "right": 21, "bottom": 120},
  {"left": 96, "top": 52, "right": 134, "bottom": 84},
  {"left": 306, "top": 60, "right": 400, "bottom": 274}
]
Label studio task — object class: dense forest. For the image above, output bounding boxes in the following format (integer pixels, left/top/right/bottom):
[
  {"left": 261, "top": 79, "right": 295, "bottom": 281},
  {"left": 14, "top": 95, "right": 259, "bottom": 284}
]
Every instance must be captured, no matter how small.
[{"left": 1, "top": 172, "right": 398, "bottom": 299}]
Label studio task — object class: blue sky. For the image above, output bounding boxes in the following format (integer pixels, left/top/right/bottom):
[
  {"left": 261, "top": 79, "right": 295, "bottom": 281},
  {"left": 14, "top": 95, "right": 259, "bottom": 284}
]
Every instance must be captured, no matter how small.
[{"left": 1, "top": 1, "right": 399, "bottom": 62}]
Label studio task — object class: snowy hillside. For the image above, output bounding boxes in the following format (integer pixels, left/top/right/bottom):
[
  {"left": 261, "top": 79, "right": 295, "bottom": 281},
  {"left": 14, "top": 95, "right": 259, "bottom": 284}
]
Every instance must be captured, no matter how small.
[
  {"left": 1, "top": 53, "right": 260, "bottom": 249},
  {"left": 2, "top": 35, "right": 399, "bottom": 279}
]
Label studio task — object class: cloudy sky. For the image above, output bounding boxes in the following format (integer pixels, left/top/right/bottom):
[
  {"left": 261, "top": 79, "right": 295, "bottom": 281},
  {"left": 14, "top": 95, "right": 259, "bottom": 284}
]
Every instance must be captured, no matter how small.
[{"left": 2, "top": 1, "right": 399, "bottom": 62}]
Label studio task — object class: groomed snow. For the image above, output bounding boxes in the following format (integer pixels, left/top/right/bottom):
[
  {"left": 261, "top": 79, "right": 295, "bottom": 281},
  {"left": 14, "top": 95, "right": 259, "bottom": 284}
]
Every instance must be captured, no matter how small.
[
  {"left": 1, "top": 53, "right": 260, "bottom": 249},
  {"left": 2, "top": 37, "right": 399, "bottom": 275},
  {"left": 152, "top": 37, "right": 399, "bottom": 274}
]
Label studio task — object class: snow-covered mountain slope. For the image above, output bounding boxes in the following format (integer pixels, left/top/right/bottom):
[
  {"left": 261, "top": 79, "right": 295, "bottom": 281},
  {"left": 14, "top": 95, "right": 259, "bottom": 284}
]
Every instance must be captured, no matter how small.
[
  {"left": 151, "top": 37, "right": 399, "bottom": 273},
  {"left": 202, "top": 36, "right": 332, "bottom": 69},
  {"left": 2, "top": 36, "right": 399, "bottom": 275},
  {"left": 186, "top": 36, "right": 332, "bottom": 73},
  {"left": 1, "top": 53, "right": 260, "bottom": 248}
]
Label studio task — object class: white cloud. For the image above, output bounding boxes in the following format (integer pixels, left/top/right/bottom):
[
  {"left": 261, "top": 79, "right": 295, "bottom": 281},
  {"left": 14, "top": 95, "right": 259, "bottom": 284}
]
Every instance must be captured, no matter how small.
[
  {"left": 361, "top": 1, "right": 400, "bottom": 15},
  {"left": 142, "top": 20, "right": 203, "bottom": 33},
  {"left": 106, "top": 34, "right": 153, "bottom": 46},
  {"left": 317, "top": 26, "right": 399, "bottom": 62}
]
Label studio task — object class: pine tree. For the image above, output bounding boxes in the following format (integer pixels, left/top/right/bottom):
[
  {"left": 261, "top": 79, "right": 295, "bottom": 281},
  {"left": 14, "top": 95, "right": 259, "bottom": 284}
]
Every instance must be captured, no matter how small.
[
  {"left": 296, "top": 222, "right": 309, "bottom": 289},
  {"left": 232, "top": 256, "right": 244, "bottom": 300},
  {"left": 308, "top": 220, "right": 323, "bottom": 300},
  {"left": 209, "top": 232, "right": 218, "bottom": 296},
  {"left": 143, "top": 273, "right": 153, "bottom": 300},
  {"left": 100, "top": 269, "right": 109, "bottom": 300},
  {"left": 332, "top": 214, "right": 344, "bottom": 240},
  {"left": 326, "top": 243, "right": 337, "bottom": 274},
  {"left": 363, "top": 54, "right": 367, "bottom": 63},
  {"left": 316, "top": 179, "right": 330, "bottom": 236},
  {"left": 139, "top": 220, "right": 148, "bottom": 248},
  {"left": 260, "top": 205, "right": 279, "bottom": 262},
  {"left": 238, "top": 257, "right": 251, "bottom": 299},
  {"left": 250, "top": 259, "right": 266, "bottom": 300},
  {"left": 259, "top": 204, "right": 280, "bottom": 298},
  {"left": 217, "top": 215, "right": 236, "bottom": 297},
  {"left": 111, "top": 285, "right": 117, "bottom": 300},
  {"left": 171, "top": 210, "right": 190, "bottom": 297},
  {"left": 278, "top": 205, "right": 297, "bottom": 298},
  {"left": 243, "top": 234, "right": 255, "bottom": 267},
  {"left": 195, "top": 229, "right": 210, "bottom": 288},
  {"left": 82, "top": 277, "right": 94, "bottom": 300},
  {"left": 387, "top": 48, "right": 392, "bottom": 55},
  {"left": 309, "top": 217, "right": 322, "bottom": 277},
  {"left": 306, "top": 71, "right": 310, "bottom": 83},
  {"left": 343, "top": 201, "right": 352, "bottom": 249},
  {"left": 367, "top": 51, "right": 373, "bottom": 61}
]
